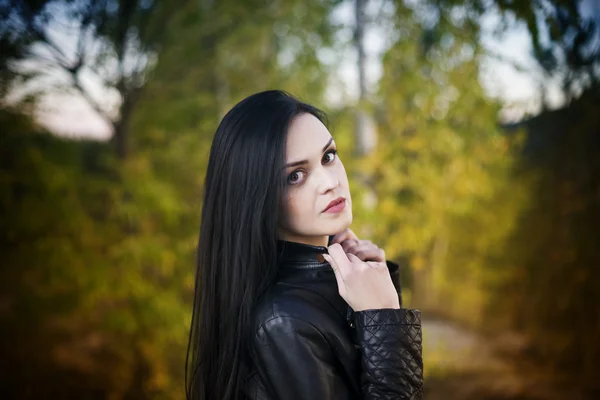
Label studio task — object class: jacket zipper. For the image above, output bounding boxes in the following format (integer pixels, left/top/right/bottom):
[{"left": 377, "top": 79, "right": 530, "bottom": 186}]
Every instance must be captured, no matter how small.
[
  {"left": 346, "top": 306, "right": 361, "bottom": 349},
  {"left": 346, "top": 305, "right": 354, "bottom": 328}
]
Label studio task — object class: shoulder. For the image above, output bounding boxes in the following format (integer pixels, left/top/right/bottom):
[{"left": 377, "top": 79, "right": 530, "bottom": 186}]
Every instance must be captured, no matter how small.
[
  {"left": 255, "top": 315, "right": 327, "bottom": 347},
  {"left": 251, "top": 293, "right": 334, "bottom": 358},
  {"left": 252, "top": 282, "right": 336, "bottom": 339}
]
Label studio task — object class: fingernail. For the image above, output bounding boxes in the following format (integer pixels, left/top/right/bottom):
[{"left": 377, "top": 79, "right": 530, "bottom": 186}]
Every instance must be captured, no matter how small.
[{"left": 316, "top": 253, "right": 326, "bottom": 263}]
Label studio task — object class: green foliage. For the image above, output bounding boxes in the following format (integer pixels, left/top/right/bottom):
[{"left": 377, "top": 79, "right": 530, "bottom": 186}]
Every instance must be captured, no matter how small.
[
  {"left": 1, "top": 0, "right": 342, "bottom": 397},
  {"left": 0, "top": 106, "right": 194, "bottom": 397},
  {"left": 2, "top": 0, "right": 599, "bottom": 397},
  {"left": 345, "top": 1, "right": 518, "bottom": 322}
]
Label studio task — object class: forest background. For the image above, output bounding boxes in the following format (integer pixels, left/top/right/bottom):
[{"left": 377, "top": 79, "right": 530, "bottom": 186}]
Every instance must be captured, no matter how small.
[{"left": 1, "top": 0, "right": 599, "bottom": 398}]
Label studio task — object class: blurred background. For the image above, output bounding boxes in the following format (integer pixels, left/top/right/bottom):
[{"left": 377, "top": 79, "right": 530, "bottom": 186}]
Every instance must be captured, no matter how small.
[{"left": 1, "top": 0, "right": 599, "bottom": 398}]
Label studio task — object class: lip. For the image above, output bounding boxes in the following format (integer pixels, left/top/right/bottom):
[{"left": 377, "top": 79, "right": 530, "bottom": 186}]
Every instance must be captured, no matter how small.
[{"left": 323, "top": 197, "right": 345, "bottom": 213}]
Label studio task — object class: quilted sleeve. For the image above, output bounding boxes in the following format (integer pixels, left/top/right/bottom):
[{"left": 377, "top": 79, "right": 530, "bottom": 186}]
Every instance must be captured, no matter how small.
[{"left": 353, "top": 308, "right": 423, "bottom": 399}]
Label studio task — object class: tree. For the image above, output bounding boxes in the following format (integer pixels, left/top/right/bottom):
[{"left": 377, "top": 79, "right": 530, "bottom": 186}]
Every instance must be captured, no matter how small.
[
  {"left": 358, "top": 1, "right": 513, "bottom": 318},
  {"left": 495, "top": 0, "right": 600, "bottom": 102},
  {"left": 1, "top": 0, "right": 344, "bottom": 396},
  {"left": 0, "top": 0, "right": 175, "bottom": 158}
]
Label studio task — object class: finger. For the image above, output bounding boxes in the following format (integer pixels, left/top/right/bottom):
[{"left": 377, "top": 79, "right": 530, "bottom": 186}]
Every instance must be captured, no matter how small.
[
  {"left": 323, "top": 254, "right": 346, "bottom": 293},
  {"left": 322, "top": 253, "right": 338, "bottom": 271},
  {"left": 346, "top": 253, "right": 362, "bottom": 264},
  {"left": 345, "top": 242, "right": 368, "bottom": 254},
  {"left": 331, "top": 228, "right": 359, "bottom": 244},
  {"left": 345, "top": 243, "right": 378, "bottom": 260},
  {"left": 355, "top": 247, "right": 383, "bottom": 262},
  {"left": 330, "top": 228, "right": 353, "bottom": 244},
  {"left": 343, "top": 239, "right": 370, "bottom": 254},
  {"left": 344, "top": 240, "right": 374, "bottom": 255},
  {"left": 346, "top": 228, "right": 359, "bottom": 241},
  {"left": 366, "top": 261, "right": 386, "bottom": 270},
  {"left": 327, "top": 243, "right": 352, "bottom": 272},
  {"left": 341, "top": 239, "right": 359, "bottom": 253}
]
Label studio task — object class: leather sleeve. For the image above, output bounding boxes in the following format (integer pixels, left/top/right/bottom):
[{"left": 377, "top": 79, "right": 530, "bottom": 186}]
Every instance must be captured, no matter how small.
[
  {"left": 353, "top": 308, "right": 423, "bottom": 399},
  {"left": 386, "top": 260, "right": 402, "bottom": 307},
  {"left": 252, "top": 316, "right": 354, "bottom": 400}
]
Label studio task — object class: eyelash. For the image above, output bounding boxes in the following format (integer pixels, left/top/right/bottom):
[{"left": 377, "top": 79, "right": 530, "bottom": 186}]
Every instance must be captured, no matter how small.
[{"left": 287, "top": 149, "right": 338, "bottom": 185}]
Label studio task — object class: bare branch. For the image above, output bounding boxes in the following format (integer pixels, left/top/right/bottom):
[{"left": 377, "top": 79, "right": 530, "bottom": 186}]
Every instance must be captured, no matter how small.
[
  {"left": 70, "top": 71, "right": 114, "bottom": 130},
  {"left": 483, "top": 48, "right": 537, "bottom": 75}
]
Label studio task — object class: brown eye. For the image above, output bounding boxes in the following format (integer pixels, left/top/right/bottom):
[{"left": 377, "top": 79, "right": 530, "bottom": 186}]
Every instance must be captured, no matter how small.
[
  {"left": 287, "top": 170, "right": 305, "bottom": 185},
  {"left": 323, "top": 149, "right": 337, "bottom": 164}
]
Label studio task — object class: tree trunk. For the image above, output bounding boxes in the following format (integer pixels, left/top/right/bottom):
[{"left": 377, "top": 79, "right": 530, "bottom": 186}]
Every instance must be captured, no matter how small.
[
  {"left": 113, "top": 90, "right": 139, "bottom": 160},
  {"left": 354, "top": 0, "right": 378, "bottom": 215}
]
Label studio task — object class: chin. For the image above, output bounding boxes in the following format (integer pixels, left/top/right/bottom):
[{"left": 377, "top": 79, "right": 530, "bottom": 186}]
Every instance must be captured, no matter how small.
[
  {"left": 327, "top": 212, "right": 352, "bottom": 235},
  {"left": 343, "top": 207, "right": 353, "bottom": 225}
]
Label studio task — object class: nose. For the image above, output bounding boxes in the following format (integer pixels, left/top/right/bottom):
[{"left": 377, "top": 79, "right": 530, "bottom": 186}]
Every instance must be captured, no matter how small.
[{"left": 316, "top": 167, "right": 339, "bottom": 194}]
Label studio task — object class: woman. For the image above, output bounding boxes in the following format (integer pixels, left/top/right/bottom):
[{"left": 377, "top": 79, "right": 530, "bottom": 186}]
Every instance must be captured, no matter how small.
[{"left": 186, "top": 90, "right": 423, "bottom": 400}]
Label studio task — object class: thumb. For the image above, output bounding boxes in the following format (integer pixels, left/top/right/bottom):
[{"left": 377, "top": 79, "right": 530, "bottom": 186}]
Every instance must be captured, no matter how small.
[{"left": 323, "top": 253, "right": 345, "bottom": 293}]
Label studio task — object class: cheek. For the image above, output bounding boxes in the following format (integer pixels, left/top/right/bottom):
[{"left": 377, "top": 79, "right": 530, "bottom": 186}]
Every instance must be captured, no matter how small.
[
  {"left": 335, "top": 162, "right": 349, "bottom": 185},
  {"left": 280, "top": 192, "right": 297, "bottom": 224},
  {"left": 283, "top": 190, "right": 310, "bottom": 222},
  {"left": 286, "top": 196, "right": 298, "bottom": 216}
]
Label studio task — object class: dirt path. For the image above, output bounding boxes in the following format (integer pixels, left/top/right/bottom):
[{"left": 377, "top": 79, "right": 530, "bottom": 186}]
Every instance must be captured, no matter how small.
[{"left": 421, "top": 317, "right": 589, "bottom": 400}]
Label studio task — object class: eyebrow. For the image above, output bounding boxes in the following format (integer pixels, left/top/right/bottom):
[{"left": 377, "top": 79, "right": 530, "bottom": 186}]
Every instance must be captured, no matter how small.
[{"left": 284, "top": 137, "right": 334, "bottom": 168}]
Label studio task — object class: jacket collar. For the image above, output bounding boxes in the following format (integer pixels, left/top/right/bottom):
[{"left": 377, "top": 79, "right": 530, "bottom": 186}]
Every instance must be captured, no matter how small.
[
  {"left": 275, "top": 237, "right": 403, "bottom": 306},
  {"left": 276, "top": 237, "right": 333, "bottom": 268}
]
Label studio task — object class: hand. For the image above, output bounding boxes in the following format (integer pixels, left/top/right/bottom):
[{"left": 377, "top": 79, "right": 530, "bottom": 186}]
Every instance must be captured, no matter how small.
[
  {"left": 331, "top": 228, "right": 386, "bottom": 263},
  {"left": 323, "top": 243, "right": 400, "bottom": 312}
]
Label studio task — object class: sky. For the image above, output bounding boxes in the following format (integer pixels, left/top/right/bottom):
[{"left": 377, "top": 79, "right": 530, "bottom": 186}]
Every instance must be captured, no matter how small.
[
  {"left": 30, "top": 1, "right": 565, "bottom": 140},
  {"left": 325, "top": 1, "right": 566, "bottom": 118}
]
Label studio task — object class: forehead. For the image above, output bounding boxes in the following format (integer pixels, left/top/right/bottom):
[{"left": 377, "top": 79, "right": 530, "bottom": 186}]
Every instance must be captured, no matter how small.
[{"left": 286, "top": 113, "right": 331, "bottom": 158}]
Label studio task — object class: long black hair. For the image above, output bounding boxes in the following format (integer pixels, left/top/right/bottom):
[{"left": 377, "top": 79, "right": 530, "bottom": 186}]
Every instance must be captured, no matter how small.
[{"left": 185, "top": 90, "right": 328, "bottom": 400}]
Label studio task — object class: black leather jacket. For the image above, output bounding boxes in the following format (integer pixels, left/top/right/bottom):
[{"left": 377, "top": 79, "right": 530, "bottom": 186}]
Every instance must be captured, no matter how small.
[{"left": 243, "top": 239, "right": 423, "bottom": 399}]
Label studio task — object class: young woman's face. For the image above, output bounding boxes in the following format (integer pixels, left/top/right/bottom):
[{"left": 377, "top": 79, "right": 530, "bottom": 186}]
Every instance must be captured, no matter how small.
[{"left": 278, "top": 113, "right": 353, "bottom": 247}]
